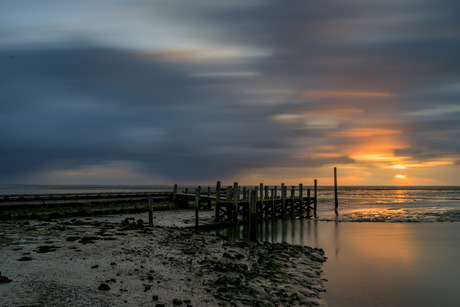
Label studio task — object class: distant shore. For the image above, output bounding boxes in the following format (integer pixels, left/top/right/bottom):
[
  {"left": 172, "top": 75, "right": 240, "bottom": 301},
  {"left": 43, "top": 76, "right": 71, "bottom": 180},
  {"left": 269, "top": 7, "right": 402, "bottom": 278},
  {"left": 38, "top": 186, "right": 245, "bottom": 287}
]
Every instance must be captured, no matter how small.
[{"left": 0, "top": 211, "right": 327, "bottom": 306}]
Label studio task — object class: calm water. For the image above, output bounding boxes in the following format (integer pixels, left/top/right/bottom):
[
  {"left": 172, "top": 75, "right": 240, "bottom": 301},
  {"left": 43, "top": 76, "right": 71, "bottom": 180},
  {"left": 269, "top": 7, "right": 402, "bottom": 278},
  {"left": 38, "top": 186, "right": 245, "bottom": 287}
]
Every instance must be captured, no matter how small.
[{"left": 217, "top": 220, "right": 460, "bottom": 307}]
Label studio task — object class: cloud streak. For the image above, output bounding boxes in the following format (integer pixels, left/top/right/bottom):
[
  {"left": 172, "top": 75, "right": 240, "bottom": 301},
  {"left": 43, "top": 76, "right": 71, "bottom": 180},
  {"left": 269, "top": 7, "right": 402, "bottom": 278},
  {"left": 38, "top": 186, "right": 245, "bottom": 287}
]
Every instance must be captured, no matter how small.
[{"left": 1, "top": 0, "right": 460, "bottom": 185}]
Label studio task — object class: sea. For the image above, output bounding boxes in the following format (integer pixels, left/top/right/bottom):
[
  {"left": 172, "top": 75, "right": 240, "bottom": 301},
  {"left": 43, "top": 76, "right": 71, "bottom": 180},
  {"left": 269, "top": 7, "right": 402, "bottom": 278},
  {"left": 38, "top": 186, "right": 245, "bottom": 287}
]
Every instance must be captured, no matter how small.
[{"left": 2, "top": 185, "right": 460, "bottom": 306}]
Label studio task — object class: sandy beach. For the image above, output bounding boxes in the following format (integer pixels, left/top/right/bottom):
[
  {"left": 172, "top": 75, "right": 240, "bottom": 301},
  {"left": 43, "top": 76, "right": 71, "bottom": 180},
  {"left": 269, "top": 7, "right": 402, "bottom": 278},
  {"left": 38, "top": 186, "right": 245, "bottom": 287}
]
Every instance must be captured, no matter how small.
[{"left": 0, "top": 211, "right": 327, "bottom": 307}]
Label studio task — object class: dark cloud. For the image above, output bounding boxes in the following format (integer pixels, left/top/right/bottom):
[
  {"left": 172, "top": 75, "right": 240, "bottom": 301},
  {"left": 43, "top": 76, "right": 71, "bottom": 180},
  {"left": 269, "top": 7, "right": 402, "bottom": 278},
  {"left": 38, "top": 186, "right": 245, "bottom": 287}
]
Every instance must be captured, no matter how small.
[{"left": 1, "top": 0, "right": 460, "bottom": 184}]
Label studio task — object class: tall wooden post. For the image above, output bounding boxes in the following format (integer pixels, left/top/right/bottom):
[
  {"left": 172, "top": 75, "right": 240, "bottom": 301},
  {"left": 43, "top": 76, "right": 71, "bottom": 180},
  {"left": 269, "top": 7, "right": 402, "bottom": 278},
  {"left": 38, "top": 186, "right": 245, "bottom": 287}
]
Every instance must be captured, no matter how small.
[
  {"left": 314, "top": 179, "right": 318, "bottom": 211},
  {"left": 281, "top": 183, "right": 286, "bottom": 218},
  {"left": 271, "top": 188, "right": 275, "bottom": 220},
  {"left": 307, "top": 189, "right": 311, "bottom": 218},
  {"left": 233, "top": 182, "right": 239, "bottom": 223},
  {"left": 249, "top": 190, "right": 257, "bottom": 241},
  {"left": 242, "top": 186, "right": 247, "bottom": 200},
  {"left": 215, "top": 181, "right": 221, "bottom": 222},
  {"left": 148, "top": 194, "right": 153, "bottom": 226},
  {"left": 259, "top": 183, "right": 264, "bottom": 200},
  {"left": 195, "top": 186, "right": 201, "bottom": 230},
  {"left": 290, "top": 186, "right": 295, "bottom": 219},
  {"left": 274, "top": 186, "right": 278, "bottom": 199},
  {"left": 172, "top": 184, "right": 178, "bottom": 201},
  {"left": 299, "top": 184, "right": 304, "bottom": 216},
  {"left": 334, "top": 167, "right": 339, "bottom": 211},
  {"left": 264, "top": 186, "right": 269, "bottom": 199}
]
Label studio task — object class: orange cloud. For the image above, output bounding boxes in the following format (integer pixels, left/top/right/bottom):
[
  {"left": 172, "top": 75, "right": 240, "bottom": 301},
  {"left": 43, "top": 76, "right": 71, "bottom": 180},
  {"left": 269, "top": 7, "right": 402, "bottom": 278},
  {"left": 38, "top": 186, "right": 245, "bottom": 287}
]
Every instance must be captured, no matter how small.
[
  {"left": 328, "top": 128, "right": 402, "bottom": 137},
  {"left": 303, "top": 90, "right": 393, "bottom": 98}
]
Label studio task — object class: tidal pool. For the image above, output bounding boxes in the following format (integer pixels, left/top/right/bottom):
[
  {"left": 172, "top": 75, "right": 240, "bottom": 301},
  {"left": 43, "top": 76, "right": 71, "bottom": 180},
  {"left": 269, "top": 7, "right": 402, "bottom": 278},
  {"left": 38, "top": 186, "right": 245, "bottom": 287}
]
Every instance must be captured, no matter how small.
[{"left": 217, "top": 220, "right": 460, "bottom": 307}]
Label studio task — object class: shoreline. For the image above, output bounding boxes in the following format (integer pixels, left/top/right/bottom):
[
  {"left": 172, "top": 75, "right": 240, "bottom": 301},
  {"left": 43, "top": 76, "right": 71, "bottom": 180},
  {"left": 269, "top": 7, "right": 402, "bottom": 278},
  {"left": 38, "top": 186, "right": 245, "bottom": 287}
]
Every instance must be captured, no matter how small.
[{"left": 0, "top": 213, "right": 327, "bottom": 306}]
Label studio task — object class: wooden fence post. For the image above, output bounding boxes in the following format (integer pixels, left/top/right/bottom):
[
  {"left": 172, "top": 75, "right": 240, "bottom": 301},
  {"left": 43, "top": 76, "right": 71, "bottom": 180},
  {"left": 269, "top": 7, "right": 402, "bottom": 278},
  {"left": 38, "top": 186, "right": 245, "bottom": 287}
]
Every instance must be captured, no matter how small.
[
  {"left": 299, "top": 184, "right": 303, "bottom": 217},
  {"left": 290, "top": 186, "right": 295, "bottom": 219},
  {"left": 307, "top": 189, "right": 311, "bottom": 218}
]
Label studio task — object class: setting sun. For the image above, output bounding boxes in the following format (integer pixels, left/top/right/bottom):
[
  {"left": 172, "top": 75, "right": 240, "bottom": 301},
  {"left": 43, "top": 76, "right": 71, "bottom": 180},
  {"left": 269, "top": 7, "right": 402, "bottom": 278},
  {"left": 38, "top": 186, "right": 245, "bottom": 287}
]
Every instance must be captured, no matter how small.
[
  {"left": 395, "top": 174, "right": 407, "bottom": 179},
  {"left": 393, "top": 165, "right": 406, "bottom": 169}
]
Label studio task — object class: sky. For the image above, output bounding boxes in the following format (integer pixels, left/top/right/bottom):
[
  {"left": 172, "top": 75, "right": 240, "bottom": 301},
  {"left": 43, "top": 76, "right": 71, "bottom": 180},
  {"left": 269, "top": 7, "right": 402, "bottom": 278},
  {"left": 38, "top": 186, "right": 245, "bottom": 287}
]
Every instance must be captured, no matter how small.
[{"left": 1, "top": 0, "right": 460, "bottom": 186}]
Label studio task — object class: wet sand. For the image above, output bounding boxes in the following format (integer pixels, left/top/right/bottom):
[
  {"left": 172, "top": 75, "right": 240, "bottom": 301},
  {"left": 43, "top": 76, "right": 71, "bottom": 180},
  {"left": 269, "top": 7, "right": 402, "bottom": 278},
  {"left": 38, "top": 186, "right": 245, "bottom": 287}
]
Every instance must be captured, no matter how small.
[{"left": 0, "top": 212, "right": 327, "bottom": 306}]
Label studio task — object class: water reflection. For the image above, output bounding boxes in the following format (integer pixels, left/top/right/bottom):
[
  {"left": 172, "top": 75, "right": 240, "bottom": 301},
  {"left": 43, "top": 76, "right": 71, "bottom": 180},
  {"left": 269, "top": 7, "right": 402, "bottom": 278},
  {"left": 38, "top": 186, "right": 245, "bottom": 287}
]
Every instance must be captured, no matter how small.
[{"left": 215, "top": 220, "right": 460, "bottom": 306}]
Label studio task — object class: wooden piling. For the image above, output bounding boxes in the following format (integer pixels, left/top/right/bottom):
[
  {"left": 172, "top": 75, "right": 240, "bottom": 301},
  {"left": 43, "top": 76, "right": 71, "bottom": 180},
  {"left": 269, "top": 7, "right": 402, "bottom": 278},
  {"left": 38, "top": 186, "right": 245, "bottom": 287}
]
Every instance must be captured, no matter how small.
[
  {"left": 271, "top": 188, "right": 275, "bottom": 220},
  {"left": 233, "top": 182, "right": 239, "bottom": 223},
  {"left": 172, "top": 184, "right": 178, "bottom": 201},
  {"left": 215, "top": 181, "right": 221, "bottom": 222},
  {"left": 243, "top": 186, "right": 247, "bottom": 200},
  {"left": 307, "top": 189, "right": 311, "bottom": 217},
  {"left": 281, "top": 183, "right": 286, "bottom": 218},
  {"left": 290, "top": 186, "right": 295, "bottom": 219},
  {"left": 259, "top": 183, "right": 263, "bottom": 201},
  {"left": 195, "top": 186, "right": 201, "bottom": 230},
  {"left": 299, "top": 184, "right": 304, "bottom": 216},
  {"left": 314, "top": 179, "right": 318, "bottom": 211},
  {"left": 334, "top": 167, "right": 339, "bottom": 211},
  {"left": 148, "top": 194, "right": 153, "bottom": 226},
  {"left": 264, "top": 186, "right": 269, "bottom": 199},
  {"left": 249, "top": 190, "right": 257, "bottom": 241}
]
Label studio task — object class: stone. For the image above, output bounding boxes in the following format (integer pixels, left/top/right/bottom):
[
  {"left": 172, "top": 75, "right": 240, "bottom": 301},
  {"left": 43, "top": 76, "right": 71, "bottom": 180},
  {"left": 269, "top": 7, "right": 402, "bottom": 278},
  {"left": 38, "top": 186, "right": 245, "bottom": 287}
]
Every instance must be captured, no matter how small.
[
  {"left": 98, "top": 283, "right": 110, "bottom": 291},
  {"left": 0, "top": 272, "right": 12, "bottom": 283}
]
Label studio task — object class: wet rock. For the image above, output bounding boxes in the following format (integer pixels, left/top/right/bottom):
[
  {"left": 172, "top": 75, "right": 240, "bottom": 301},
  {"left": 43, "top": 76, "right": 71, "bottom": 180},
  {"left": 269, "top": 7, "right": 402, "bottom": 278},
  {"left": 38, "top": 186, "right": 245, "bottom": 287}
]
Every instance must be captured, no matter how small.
[
  {"left": 36, "top": 245, "right": 60, "bottom": 253},
  {"left": 172, "top": 298, "right": 183, "bottom": 305},
  {"left": 98, "top": 283, "right": 110, "bottom": 291},
  {"left": 91, "top": 265, "right": 99, "bottom": 269},
  {"left": 17, "top": 256, "right": 33, "bottom": 261},
  {"left": 152, "top": 295, "right": 159, "bottom": 301},
  {"left": 0, "top": 272, "right": 12, "bottom": 283}
]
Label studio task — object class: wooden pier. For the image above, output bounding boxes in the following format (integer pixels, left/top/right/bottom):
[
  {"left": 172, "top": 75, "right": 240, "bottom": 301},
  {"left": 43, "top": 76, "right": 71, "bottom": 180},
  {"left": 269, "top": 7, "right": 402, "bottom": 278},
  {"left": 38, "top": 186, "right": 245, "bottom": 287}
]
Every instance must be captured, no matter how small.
[{"left": 0, "top": 181, "right": 319, "bottom": 226}]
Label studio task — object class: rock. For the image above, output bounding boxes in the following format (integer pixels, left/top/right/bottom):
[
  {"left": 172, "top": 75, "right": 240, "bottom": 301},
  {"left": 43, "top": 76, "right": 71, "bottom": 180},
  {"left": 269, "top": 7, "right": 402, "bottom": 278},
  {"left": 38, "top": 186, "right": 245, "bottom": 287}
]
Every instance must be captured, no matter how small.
[
  {"left": 172, "top": 298, "right": 183, "bottom": 305},
  {"left": 17, "top": 256, "right": 33, "bottom": 261},
  {"left": 0, "top": 272, "right": 12, "bottom": 283},
  {"left": 152, "top": 295, "right": 159, "bottom": 301},
  {"left": 98, "top": 283, "right": 111, "bottom": 291},
  {"left": 91, "top": 265, "right": 99, "bottom": 269}
]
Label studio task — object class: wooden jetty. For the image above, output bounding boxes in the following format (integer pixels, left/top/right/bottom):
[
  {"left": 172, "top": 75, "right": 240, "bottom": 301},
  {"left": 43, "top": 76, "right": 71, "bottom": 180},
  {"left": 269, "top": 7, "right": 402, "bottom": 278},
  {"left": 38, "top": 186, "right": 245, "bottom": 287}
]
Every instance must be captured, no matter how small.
[{"left": 0, "top": 181, "right": 319, "bottom": 226}]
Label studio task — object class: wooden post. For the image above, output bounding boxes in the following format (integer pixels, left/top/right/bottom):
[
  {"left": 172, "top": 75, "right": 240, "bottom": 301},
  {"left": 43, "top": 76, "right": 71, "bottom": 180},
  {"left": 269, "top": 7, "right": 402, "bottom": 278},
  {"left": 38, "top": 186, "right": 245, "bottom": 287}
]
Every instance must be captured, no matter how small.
[
  {"left": 172, "top": 184, "right": 178, "bottom": 201},
  {"left": 281, "top": 183, "right": 286, "bottom": 218},
  {"left": 271, "top": 188, "right": 275, "bottom": 220},
  {"left": 254, "top": 186, "right": 258, "bottom": 200},
  {"left": 185, "top": 187, "right": 189, "bottom": 194},
  {"left": 233, "top": 182, "right": 239, "bottom": 223},
  {"left": 249, "top": 190, "right": 257, "bottom": 241},
  {"left": 290, "top": 186, "right": 295, "bottom": 219},
  {"left": 274, "top": 186, "right": 278, "bottom": 199},
  {"left": 259, "top": 183, "right": 263, "bottom": 201},
  {"left": 264, "top": 186, "right": 269, "bottom": 199},
  {"left": 334, "top": 167, "right": 339, "bottom": 211},
  {"left": 207, "top": 186, "right": 212, "bottom": 209},
  {"left": 195, "top": 186, "right": 201, "bottom": 230},
  {"left": 215, "top": 181, "right": 221, "bottom": 222},
  {"left": 307, "top": 189, "right": 311, "bottom": 217},
  {"left": 314, "top": 179, "right": 318, "bottom": 211},
  {"left": 148, "top": 194, "right": 153, "bottom": 226},
  {"left": 299, "top": 184, "right": 303, "bottom": 216},
  {"left": 226, "top": 186, "right": 232, "bottom": 200},
  {"left": 242, "top": 186, "right": 247, "bottom": 200}
]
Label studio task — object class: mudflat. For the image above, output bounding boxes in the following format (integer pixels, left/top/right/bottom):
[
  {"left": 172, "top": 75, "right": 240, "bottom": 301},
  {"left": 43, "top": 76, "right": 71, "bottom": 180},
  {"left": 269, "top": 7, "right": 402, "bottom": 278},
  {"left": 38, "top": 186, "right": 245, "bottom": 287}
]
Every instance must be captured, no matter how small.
[{"left": 0, "top": 213, "right": 327, "bottom": 306}]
